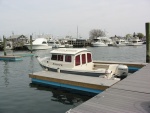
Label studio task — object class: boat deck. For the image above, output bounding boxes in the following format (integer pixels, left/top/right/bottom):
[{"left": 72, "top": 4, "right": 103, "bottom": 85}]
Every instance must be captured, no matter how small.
[
  {"left": 29, "top": 71, "right": 120, "bottom": 93},
  {"left": 67, "top": 63, "right": 150, "bottom": 113}
]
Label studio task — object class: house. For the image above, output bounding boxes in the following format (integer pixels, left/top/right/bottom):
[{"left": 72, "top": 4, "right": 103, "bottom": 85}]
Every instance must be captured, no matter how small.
[{"left": 7, "top": 35, "right": 29, "bottom": 49}]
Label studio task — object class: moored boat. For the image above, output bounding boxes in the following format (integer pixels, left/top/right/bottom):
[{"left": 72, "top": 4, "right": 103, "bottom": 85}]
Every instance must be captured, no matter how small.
[
  {"left": 37, "top": 48, "right": 128, "bottom": 79},
  {"left": 25, "top": 38, "right": 52, "bottom": 50},
  {"left": 127, "top": 37, "right": 143, "bottom": 46}
]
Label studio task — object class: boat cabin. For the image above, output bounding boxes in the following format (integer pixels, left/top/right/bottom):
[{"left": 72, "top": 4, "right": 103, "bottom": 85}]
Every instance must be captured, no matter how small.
[
  {"left": 49, "top": 48, "right": 93, "bottom": 70},
  {"left": 32, "top": 38, "right": 48, "bottom": 45}
]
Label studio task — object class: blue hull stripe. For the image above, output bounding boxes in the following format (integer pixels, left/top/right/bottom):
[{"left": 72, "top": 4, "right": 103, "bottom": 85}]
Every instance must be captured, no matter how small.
[
  {"left": 32, "top": 78, "right": 103, "bottom": 94},
  {"left": 128, "top": 67, "right": 140, "bottom": 73}
]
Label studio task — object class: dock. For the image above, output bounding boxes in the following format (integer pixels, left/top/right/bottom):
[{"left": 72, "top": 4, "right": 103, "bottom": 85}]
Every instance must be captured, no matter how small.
[
  {"left": 0, "top": 53, "right": 34, "bottom": 61},
  {"left": 94, "top": 60, "right": 147, "bottom": 73},
  {"left": 67, "top": 63, "right": 150, "bottom": 113},
  {"left": 29, "top": 71, "right": 120, "bottom": 94},
  {"left": 0, "top": 55, "right": 22, "bottom": 61}
]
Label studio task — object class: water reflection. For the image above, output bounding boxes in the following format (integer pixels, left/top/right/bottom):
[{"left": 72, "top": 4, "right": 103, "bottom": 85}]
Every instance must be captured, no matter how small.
[
  {"left": 3, "top": 61, "right": 9, "bottom": 87},
  {"left": 29, "top": 56, "right": 34, "bottom": 74},
  {"left": 30, "top": 83, "right": 91, "bottom": 106}
]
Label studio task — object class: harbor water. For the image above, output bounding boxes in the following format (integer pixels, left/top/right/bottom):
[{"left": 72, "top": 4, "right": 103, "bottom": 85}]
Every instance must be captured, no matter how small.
[{"left": 0, "top": 45, "right": 146, "bottom": 113}]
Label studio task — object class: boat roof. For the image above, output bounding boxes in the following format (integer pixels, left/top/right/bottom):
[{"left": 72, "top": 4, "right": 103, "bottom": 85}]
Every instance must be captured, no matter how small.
[
  {"left": 51, "top": 48, "right": 90, "bottom": 55},
  {"left": 33, "top": 38, "right": 47, "bottom": 44}
]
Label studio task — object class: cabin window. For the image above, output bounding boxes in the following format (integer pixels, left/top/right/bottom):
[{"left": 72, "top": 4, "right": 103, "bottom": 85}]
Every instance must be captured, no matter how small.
[
  {"left": 87, "top": 53, "right": 92, "bottom": 63},
  {"left": 75, "top": 55, "right": 80, "bottom": 66},
  {"left": 58, "top": 55, "right": 63, "bottom": 61},
  {"left": 51, "top": 54, "right": 57, "bottom": 60},
  {"left": 82, "top": 54, "right": 86, "bottom": 64},
  {"left": 65, "top": 55, "right": 71, "bottom": 62},
  {"left": 42, "top": 41, "right": 47, "bottom": 44}
]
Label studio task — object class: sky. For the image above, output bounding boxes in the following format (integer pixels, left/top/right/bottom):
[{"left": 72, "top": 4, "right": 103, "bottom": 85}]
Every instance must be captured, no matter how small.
[{"left": 0, "top": 0, "right": 150, "bottom": 38}]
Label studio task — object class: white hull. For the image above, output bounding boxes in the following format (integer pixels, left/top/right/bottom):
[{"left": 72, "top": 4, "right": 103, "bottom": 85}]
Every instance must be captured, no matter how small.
[
  {"left": 91, "top": 42, "right": 108, "bottom": 47},
  {"left": 25, "top": 44, "right": 52, "bottom": 50},
  {"left": 113, "top": 43, "right": 126, "bottom": 47},
  {"left": 127, "top": 43, "right": 143, "bottom": 46}
]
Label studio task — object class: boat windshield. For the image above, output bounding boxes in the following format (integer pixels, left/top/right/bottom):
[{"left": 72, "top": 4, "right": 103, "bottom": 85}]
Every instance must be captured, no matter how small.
[{"left": 51, "top": 54, "right": 72, "bottom": 62}]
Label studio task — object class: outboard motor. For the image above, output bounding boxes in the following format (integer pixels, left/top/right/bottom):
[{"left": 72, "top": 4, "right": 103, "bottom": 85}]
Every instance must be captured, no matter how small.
[{"left": 116, "top": 65, "right": 128, "bottom": 79}]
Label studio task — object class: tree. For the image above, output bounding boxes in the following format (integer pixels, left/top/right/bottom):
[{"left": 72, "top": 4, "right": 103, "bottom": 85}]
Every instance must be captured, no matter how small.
[
  {"left": 125, "top": 34, "right": 132, "bottom": 40},
  {"left": 89, "top": 29, "right": 106, "bottom": 40},
  {"left": 137, "top": 33, "right": 144, "bottom": 39}
]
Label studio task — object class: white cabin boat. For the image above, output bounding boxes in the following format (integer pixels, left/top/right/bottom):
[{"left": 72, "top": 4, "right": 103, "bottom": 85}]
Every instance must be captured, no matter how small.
[
  {"left": 37, "top": 48, "right": 128, "bottom": 79},
  {"left": 25, "top": 38, "right": 52, "bottom": 50},
  {"left": 91, "top": 37, "right": 111, "bottom": 47},
  {"left": 113, "top": 39, "right": 128, "bottom": 47},
  {"left": 48, "top": 40, "right": 65, "bottom": 48},
  {"left": 127, "top": 37, "right": 143, "bottom": 46}
]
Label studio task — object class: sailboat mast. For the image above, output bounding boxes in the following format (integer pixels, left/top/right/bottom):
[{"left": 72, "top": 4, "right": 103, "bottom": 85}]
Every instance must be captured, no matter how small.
[{"left": 77, "top": 26, "right": 78, "bottom": 39}]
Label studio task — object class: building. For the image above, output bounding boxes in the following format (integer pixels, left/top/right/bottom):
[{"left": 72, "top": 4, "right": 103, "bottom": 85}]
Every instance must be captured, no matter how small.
[{"left": 7, "top": 35, "right": 29, "bottom": 49}]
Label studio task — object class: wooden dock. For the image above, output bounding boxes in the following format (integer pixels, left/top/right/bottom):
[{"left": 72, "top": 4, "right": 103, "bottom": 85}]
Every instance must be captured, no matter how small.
[
  {"left": 67, "top": 63, "right": 150, "bottom": 113},
  {"left": 29, "top": 71, "right": 120, "bottom": 94},
  {"left": 94, "top": 60, "right": 147, "bottom": 73},
  {"left": 0, "top": 53, "right": 34, "bottom": 61},
  {"left": 0, "top": 55, "right": 22, "bottom": 61}
]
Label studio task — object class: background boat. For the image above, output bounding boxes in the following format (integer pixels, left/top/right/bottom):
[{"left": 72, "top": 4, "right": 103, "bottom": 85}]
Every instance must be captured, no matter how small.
[
  {"left": 91, "top": 37, "right": 112, "bottom": 47},
  {"left": 25, "top": 38, "right": 52, "bottom": 50},
  {"left": 127, "top": 37, "right": 143, "bottom": 46}
]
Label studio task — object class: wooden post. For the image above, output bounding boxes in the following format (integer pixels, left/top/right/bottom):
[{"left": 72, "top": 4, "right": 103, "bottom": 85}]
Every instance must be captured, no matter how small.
[
  {"left": 146, "top": 23, "right": 150, "bottom": 63},
  {"left": 3, "top": 35, "right": 7, "bottom": 56},
  {"left": 30, "top": 35, "right": 32, "bottom": 53}
]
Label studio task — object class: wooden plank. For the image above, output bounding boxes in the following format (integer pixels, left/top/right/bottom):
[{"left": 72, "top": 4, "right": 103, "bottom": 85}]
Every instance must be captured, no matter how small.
[
  {"left": 111, "top": 63, "right": 150, "bottom": 93},
  {"left": 29, "top": 71, "right": 120, "bottom": 86},
  {"left": 69, "top": 89, "right": 150, "bottom": 113},
  {"left": 67, "top": 64, "right": 150, "bottom": 113},
  {"left": 0, "top": 55, "right": 22, "bottom": 61}
]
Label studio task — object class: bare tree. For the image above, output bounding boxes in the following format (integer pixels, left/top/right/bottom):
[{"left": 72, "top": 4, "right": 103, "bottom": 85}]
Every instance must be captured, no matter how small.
[{"left": 89, "top": 29, "right": 106, "bottom": 40}]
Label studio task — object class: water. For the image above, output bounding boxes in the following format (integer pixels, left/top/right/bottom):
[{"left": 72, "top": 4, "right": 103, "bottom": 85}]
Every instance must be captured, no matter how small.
[{"left": 0, "top": 45, "right": 146, "bottom": 113}]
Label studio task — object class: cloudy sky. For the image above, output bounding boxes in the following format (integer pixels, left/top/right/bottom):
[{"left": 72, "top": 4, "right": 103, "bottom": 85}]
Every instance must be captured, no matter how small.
[{"left": 0, "top": 0, "right": 150, "bottom": 38}]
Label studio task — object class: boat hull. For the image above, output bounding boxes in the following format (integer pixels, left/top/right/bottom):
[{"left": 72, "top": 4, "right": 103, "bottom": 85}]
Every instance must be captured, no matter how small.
[
  {"left": 25, "top": 44, "right": 52, "bottom": 50},
  {"left": 127, "top": 43, "right": 143, "bottom": 46},
  {"left": 91, "top": 42, "right": 108, "bottom": 47},
  {"left": 40, "top": 63, "right": 105, "bottom": 77}
]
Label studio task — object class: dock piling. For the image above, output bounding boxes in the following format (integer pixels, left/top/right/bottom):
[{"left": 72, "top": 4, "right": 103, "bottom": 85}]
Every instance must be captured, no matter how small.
[
  {"left": 30, "top": 35, "right": 33, "bottom": 53},
  {"left": 3, "top": 35, "right": 7, "bottom": 56},
  {"left": 146, "top": 22, "right": 150, "bottom": 63}
]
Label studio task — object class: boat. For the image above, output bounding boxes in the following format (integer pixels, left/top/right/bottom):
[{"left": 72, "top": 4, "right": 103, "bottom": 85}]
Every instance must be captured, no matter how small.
[
  {"left": 113, "top": 39, "right": 128, "bottom": 47},
  {"left": 24, "top": 38, "right": 52, "bottom": 50},
  {"left": 91, "top": 37, "right": 111, "bottom": 47},
  {"left": 37, "top": 48, "right": 128, "bottom": 79},
  {"left": 48, "top": 39, "right": 65, "bottom": 48},
  {"left": 127, "top": 37, "right": 143, "bottom": 46}
]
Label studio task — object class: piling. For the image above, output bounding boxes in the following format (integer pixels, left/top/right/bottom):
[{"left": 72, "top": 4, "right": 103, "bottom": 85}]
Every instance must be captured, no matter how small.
[
  {"left": 3, "top": 35, "right": 6, "bottom": 56},
  {"left": 30, "top": 35, "right": 32, "bottom": 53},
  {"left": 146, "top": 22, "right": 150, "bottom": 63}
]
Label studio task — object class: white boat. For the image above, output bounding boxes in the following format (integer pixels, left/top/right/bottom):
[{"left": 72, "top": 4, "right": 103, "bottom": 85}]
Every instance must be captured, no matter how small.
[
  {"left": 48, "top": 40, "right": 65, "bottom": 48},
  {"left": 113, "top": 39, "right": 128, "bottom": 47},
  {"left": 25, "top": 38, "right": 52, "bottom": 50},
  {"left": 37, "top": 48, "right": 128, "bottom": 79},
  {"left": 91, "top": 37, "right": 111, "bottom": 47},
  {"left": 127, "top": 37, "right": 143, "bottom": 46}
]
